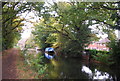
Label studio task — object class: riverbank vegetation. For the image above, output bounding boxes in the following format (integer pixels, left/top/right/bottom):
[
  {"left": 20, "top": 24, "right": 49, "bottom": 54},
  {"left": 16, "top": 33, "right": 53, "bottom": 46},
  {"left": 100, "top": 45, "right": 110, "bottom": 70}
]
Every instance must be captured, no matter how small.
[{"left": 21, "top": 48, "right": 48, "bottom": 78}]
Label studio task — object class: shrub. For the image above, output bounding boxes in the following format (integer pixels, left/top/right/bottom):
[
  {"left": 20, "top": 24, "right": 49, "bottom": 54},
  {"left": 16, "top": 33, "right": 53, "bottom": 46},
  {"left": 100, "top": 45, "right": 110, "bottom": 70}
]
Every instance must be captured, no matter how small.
[
  {"left": 89, "top": 49, "right": 98, "bottom": 55},
  {"left": 85, "top": 49, "right": 109, "bottom": 56},
  {"left": 92, "top": 52, "right": 114, "bottom": 65},
  {"left": 21, "top": 49, "right": 48, "bottom": 78}
]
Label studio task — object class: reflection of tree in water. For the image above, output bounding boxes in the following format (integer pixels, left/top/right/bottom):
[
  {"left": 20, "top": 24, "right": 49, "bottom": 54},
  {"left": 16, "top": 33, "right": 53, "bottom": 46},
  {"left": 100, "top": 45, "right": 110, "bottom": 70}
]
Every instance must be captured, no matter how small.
[
  {"left": 45, "top": 58, "right": 89, "bottom": 79},
  {"left": 85, "top": 62, "right": 119, "bottom": 80},
  {"left": 43, "top": 57, "right": 119, "bottom": 80}
]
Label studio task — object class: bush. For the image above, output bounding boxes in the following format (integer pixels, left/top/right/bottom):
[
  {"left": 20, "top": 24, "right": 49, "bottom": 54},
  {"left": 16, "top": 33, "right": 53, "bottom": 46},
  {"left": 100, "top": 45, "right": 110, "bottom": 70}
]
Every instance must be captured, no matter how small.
[
  {"left": 89, "top": 49, "right": 98, "bottom": 55},
  {"left": 85, "top": 49, "right": 109, "bottom": 56},
  {"left": 21, "top": 49, "right": 48, "bottom": 78},
  {"left": 92, "top": 52, "right": 114, "bottom": 65}
]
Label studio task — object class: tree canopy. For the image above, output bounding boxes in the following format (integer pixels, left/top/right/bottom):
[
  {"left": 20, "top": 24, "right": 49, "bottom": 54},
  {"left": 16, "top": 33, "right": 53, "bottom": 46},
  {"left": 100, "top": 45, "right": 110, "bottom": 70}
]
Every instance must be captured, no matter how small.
[
  {"left": 2, "top": 2, "right": 44, "bottom": 50},
  {"left": 32, "top": 2, "right": 120, "bottom": 56},
  {"left": 2, "top": 1, "right": 120, "bottom": 56}
]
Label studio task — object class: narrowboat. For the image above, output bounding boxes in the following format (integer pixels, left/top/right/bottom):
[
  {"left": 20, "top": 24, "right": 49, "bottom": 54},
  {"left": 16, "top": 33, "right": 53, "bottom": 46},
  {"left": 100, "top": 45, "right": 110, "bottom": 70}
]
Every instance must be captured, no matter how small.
[{"left": 44, "top": 47, "right": 56, "bottom": 59}]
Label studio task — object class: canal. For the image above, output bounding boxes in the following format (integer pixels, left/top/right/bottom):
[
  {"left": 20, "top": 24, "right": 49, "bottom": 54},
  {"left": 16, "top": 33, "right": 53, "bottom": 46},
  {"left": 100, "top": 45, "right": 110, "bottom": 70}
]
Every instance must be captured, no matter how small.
[
  {"left": 43, "top": 57, "right": 120, "bottom": 80},
  {"left": 27, "top": 50, "right": 120, "bottom": 80}
]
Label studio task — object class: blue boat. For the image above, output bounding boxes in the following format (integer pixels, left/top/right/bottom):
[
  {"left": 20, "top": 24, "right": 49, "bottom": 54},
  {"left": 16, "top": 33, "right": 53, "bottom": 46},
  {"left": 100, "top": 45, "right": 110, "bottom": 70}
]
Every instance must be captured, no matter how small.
[{"left": 44, "top": 47, "right": 56, "bottom": 59}]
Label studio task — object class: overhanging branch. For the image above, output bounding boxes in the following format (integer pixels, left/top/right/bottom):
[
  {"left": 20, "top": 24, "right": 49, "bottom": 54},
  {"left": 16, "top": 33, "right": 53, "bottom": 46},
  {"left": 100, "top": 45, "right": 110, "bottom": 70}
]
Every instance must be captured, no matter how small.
[{"left": 90, "top": 19, "right": 113, "bottom": 27}]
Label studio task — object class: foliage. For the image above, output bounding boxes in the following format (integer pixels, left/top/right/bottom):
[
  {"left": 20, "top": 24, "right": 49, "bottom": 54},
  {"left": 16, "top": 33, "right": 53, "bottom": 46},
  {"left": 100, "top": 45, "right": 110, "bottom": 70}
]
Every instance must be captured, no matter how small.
[
  {"left": 92, "top": 52, "right": 114, "bottom": 65},
  {"left": 31, "top": 2, "right": 119, "bottom": 58},
  {"left": 21, "top": 48, "right": 48, "bottom": 78},
  {"left": 85, "top": 49, "right": 109, "bottom": 56},
  {"left": 2, "top": 2, "right": 44, "bottom": 50},
  {"left": 33, "top": 2, "right": 95, "bottom": 56},
  {"left": 25, "top": 34, "right": 36, "bottom": 48},
  {"left": 33, "top": 2, "right": 120, "bottom": 57},
  {"left": 28, "top": 54, "right": 47, "bottom": 75},
  {"left": 87, "top": 49, "right": 98, "bottom": 56},
  {"left": 32, "top": 24, "right": 54, "bottom": 49},
  {"left": 109, "top": 39, "right": 120, "bottom": 65},
  {"left": 2, "top": 2, "right": 24, "bottom": 50}
]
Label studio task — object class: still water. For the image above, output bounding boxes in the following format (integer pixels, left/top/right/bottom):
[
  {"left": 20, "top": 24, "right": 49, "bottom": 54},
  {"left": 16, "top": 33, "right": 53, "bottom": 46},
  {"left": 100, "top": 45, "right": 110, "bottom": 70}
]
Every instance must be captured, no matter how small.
[{"left": 43, "top": 57, "right": 120, "bottom": 80}]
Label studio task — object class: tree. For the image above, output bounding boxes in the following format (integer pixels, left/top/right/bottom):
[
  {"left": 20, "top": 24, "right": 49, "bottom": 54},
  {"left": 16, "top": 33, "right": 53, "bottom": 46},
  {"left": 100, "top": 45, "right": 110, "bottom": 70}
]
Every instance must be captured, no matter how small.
[
  {"left": 2, "top": 2, "right": 44, "bottom": 50},
  {"left": 33, "top": 2, "right": 93, "bottom": 57},
  {"left": 32, "top": 1, "right": 120, "bottom": 57},
  {"left": 109, "top": 39, "right": 120, "bottom": 65},
  {"left": 2, "top": 2, "right": 24, "bottom": 50},
  {"left": 32, "top": 18, "right": 58, "bottom": 50},
  {"left": 84, "top": 2, "right": 120, "bottom": 30}
]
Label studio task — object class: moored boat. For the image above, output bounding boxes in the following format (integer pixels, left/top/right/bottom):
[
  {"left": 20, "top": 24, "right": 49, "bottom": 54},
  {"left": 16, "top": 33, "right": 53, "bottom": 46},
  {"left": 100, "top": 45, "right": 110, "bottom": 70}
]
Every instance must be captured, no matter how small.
[{"left": 44, "top": 47, "right": 56, "bottom": 59}]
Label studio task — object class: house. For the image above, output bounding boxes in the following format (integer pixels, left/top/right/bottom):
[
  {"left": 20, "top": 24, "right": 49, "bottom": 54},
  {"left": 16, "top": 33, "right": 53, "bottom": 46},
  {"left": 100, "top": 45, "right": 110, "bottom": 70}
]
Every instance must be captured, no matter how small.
[{"left": 85, "top": 38, "right": 110, "bottom": 51}]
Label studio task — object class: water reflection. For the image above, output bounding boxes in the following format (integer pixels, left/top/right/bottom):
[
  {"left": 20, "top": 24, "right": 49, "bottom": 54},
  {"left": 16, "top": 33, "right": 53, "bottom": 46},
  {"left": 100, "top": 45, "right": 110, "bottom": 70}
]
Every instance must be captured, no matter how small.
[
  {"left": 43, "top": 57, "right": 120, "bottom": 80},
  {"left": 26, "top": 50, "right": 119, "bottom": 80},
  {"left": 50, "top": 59, "right": 59, "bottom": 67},
  {"left": 81, "top": 65, "right": 113, "bottom": 80},
  {"left": 93, "top": 69, "right": 112, "bottom": 80},
  {"left": 81, "top": 65, "right": 92, "bottom": 78}
]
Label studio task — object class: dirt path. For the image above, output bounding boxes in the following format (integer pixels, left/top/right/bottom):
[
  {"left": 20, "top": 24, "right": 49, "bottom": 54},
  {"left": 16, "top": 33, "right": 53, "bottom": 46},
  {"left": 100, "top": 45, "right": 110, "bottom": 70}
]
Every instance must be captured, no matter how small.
[
  {"left": 2, "top": 48, "right": 20, "bottom": 79},
  {"left": 2, "top": 48, "right": 38, "bottom": 79}
]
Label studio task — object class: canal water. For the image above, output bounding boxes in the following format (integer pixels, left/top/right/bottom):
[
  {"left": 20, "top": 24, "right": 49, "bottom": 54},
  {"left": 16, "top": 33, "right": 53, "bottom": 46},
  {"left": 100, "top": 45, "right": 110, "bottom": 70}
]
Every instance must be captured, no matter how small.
[
  {"left": 27, "top": 50, "right": 120, "bottom": 80},
  {"left": 43, "top": 57, "right": 120, "bottom": 80}
]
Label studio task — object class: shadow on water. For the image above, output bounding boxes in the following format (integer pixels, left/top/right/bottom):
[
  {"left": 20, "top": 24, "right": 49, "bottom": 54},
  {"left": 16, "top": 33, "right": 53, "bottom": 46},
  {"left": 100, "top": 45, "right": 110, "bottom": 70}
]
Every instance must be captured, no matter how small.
[{"left": 42, "top": 56, "right": 120, "bottom": 80}]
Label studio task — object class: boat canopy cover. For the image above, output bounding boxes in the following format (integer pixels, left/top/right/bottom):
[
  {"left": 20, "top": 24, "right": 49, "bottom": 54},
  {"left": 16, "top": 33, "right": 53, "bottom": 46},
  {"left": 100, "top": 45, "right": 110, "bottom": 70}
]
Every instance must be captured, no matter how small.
[{"left": 45, "top": 47, "right": 54, "bottom": 51}]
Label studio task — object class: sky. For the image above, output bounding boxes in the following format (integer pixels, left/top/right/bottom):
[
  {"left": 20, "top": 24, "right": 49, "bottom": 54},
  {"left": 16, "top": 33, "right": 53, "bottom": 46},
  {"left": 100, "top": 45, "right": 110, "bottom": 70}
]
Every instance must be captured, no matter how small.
[
  {"left": 89, "top": 24, "right": 119, "bottom": 39},
  {"left": 20, "top": 11, "right": 40, "bottom": 39}
]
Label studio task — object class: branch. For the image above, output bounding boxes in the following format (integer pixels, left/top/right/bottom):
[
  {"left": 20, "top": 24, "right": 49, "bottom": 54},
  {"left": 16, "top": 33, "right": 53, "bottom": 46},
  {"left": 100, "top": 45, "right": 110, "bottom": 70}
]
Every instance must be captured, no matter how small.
[
  {"left": 89, "top": 19, "right": 120, "bottom": 30},
  {"left": 3, "top": 11, "right": 18, "bottom": 24},
  {"left": 39, "top": 31, "right": 58, "bottom": 33},
  {"left": 76, "top": 6, "right": 120, "bottom": 10},
  {"left": 101, "top": 6, "right": 120, "bottom": 10},
  {"left": 2, "top": 2, "right": 7, "bottom": 8},
  {"left": 11, "top": 19, "right": 24, "bottom": 30},
  {"left": 13, "top": 2, "right": 19, "bottom": 9},
  {"left": 47, "top": 25, "right": 72, "bottom": 40},
  {"left": 90, "top": 19, "right": 113, "bottom": 27},
  {"left": 5, "top": 19, "right": 24, "bottom": 35},
  {"left": 81, "top": 6, "right": 120, "bottom": 10}
]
